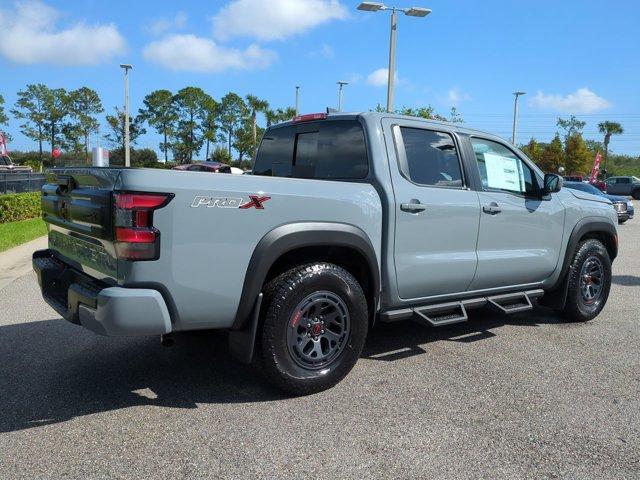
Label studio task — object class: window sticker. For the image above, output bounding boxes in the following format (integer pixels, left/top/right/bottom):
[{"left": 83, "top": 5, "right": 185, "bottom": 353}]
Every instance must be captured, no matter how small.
[{"left": 484, "top": 153, "right": 523, "bottom": 192}]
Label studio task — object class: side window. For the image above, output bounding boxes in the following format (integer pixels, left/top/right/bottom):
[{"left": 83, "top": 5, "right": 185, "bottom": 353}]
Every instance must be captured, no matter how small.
[
  {"left": 399, "top": 127, "right": 463, "bottom": 187},
  {"left": 187, "top": 165, "right": 203, "bottom": 171},
  {"left": 619, "top": 177, "right": 630, "bottom": 184},
  {"left": 471, "top": 138, "right": 537, "bottom": 196},
  {"left": 253, "top": 120, "right": 368, "bottom": 180}
]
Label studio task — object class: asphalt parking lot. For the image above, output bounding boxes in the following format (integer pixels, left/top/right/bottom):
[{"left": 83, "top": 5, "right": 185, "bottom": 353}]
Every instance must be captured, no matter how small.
[{"left": 1, "top": 223, "right": 639, "bottom": 479}]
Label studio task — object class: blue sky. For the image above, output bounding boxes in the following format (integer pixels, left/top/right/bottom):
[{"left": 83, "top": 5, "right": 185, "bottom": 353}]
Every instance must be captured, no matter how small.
[{"left": 1, "top": 0, "right": 639, "bottom": 156}]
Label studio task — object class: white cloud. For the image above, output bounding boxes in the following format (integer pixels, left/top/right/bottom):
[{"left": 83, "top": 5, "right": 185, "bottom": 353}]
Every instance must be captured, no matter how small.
[
  {"left": 147, "top": 11, "right": 188, "bottom": 36},
  {"left": 529, "top": 88, "right": 611, "bottom": 114},
  {"left": 212, "top": 0, "right": 348, "bottom": 41},
  {"left": 366, "top": 68, "right": 399, "bottom": 87},
  {"left": 143, "top": 34, "right": 276, "bottom": 73},
  {"left": 0, "top": 0, "right": 126, "bottom": 66},
  {"left": 446, "top": 88, "right": 470, "bottom": 106}
]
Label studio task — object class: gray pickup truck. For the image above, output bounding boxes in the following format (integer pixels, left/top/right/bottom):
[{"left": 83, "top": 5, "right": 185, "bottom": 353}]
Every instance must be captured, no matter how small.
[{"left": 33, "top": 112, "right": 618, "bottom": 395}]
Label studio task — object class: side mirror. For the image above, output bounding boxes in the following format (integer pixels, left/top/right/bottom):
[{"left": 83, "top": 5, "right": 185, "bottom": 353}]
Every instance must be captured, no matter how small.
[{"left": 543, "top": 173, "right": 563, "bottom": 195}]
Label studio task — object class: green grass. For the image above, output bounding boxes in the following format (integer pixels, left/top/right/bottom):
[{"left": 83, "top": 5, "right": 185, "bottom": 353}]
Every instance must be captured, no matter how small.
[{"left": 0, "top": 218, "right": 47, "bottom": 253}]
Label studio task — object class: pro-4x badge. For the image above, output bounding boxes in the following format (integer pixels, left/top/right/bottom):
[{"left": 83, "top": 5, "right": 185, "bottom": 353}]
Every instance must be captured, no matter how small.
[{"left": 191, "top": 195, "right": 271, "bottom": 209}]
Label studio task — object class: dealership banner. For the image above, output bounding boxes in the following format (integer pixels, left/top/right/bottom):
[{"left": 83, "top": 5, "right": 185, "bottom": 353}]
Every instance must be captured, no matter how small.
[{"left": 589, "top": 152, "right": 602, "bottom": 183}]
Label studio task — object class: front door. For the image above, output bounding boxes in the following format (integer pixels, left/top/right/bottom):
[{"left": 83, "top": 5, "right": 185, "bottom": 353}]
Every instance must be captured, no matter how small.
[
  {"left": 468, "top": 137, "right": 564, "bottom": 290},
  {"left": 384, "top": 120, "right": 481, "bottom": 300}
]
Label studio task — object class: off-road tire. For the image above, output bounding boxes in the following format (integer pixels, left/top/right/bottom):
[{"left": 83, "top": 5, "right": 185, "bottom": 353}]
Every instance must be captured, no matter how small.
[
  {"left": 557, "top": 239, "right": 612, "bottom": 322},
  {"left": 257, "top": 263, "right": 368, "bottom": 396}
]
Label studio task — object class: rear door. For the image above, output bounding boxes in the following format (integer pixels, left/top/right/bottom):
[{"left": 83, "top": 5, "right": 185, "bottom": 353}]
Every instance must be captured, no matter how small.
[
  {"left": 382, "top": 119, "right": 480, "bottom": 300},
  {"left": 467, "top": 137, "right": 564, "bottom": 290}
]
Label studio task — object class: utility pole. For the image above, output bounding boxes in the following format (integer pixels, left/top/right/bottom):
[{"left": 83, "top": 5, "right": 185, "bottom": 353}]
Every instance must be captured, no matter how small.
[
  {"left": 337, "top": 81, "right": 349, "bottom": 112},
  {"left": 120, "top": 64, "right": 133, "bottom": 167},
  {"left": 295, "top": 86, "right": 300, "bottom": 116},
  {"left": 512, "top": 91, "right": 526, "bottom": 145}
]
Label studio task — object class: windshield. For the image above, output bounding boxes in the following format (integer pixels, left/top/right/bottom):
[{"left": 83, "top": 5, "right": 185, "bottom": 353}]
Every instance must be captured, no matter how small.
[
  {"left": 0, "top": 156, "right": 9, "bottom": 166},
  {"left": 565, "top": 182, "right": 603, "bottom": 196},
  {"left": 633, "top": 177, "right": 640, "bottom": 184}
]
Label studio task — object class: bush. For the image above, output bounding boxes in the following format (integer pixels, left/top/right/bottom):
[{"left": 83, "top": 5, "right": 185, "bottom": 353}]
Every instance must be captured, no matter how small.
[{"left": 0, "top": 192, "right": 42, "bottom": 223}]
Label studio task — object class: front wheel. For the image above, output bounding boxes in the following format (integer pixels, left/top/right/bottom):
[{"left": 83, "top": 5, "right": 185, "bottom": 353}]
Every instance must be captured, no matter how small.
[
  {"left": 557, "top": 239, "right": 612, "bottom": 322},
  {"left": 257, "top": 263, "right": 369, "bottom": 395}
]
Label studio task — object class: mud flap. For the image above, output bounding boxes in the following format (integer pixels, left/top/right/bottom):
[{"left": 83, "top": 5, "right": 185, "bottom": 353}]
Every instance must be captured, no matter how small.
[{"left": 228, "top": 293, "right": 263, "bottom": 364}]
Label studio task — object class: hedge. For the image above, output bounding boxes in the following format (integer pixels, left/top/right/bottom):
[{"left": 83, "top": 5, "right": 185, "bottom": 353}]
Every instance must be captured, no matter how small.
[{"left": 0, "top": 192, "right": 42, "bottom": 223}]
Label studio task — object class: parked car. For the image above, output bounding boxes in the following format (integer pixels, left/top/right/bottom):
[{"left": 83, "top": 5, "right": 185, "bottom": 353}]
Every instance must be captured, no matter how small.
[
  {"left": 230, "top": 166, "right": 245, "bottom": 175},
  {"left": 564, "top": 181, "right": 634, "bottom": 224},
  {"left": 33, "top": 112, "right": 618, "bottom": 395},
  {"left": 604, "top": 176, "right": 640, "bottom": 199},
  {"left": 172, "top": 161, "right": 231, "bottom": 173},
  {"left": 589, "top": 179, "right": 607, "bottom": 192},
  {"left": 0, "top": 154, "right": 33, "bottom": 173},
  {"left": 563, "top": 175, "right": 583, "bottom": 182}
]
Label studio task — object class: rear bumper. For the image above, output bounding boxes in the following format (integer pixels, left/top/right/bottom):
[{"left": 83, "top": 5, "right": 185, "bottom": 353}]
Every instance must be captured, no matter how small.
[{"left": 33, "top": 249, "right": 172, "bottom": 336}]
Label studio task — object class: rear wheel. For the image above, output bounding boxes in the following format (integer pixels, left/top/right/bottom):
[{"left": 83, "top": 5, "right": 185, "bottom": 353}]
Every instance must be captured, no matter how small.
[
  {"left": 557, "top": 239, "right": 611, "bottom": 322},
  {"left": 257, "top": 263, "right": 368, "bottom": 395}
]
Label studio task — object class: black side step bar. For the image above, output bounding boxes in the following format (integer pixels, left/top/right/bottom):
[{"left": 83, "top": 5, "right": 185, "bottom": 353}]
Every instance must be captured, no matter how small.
[
  {"left": 487, "top": 292, "right": 533, "bottom": 314},
  {"left": 379, "top": 289, "right": 544, "bottom": 326}
]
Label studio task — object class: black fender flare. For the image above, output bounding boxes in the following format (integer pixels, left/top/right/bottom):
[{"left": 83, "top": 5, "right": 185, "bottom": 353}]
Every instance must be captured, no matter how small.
[
  {"left": 228, "top": 222, "right": 380, "bottom": 364},
  {"left": 232, "top": 222, "right": 380, "bottom": 331},
  {"left": 541, "top": 218, "right": 617, "bottom": 309}
]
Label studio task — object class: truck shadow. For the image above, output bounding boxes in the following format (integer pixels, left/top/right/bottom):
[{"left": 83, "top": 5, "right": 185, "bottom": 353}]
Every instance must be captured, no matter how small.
[{"left": 0, "top": 307, "right": 562, "bottom": 433}]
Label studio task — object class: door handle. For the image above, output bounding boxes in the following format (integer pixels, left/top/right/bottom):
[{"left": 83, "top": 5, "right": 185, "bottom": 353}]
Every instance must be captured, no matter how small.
[
  {"left": 482, "top": 202, "right": 502, "bottom": 215},
  {"left": 400, "top": 201, "right": 427, "bottom": 213}
]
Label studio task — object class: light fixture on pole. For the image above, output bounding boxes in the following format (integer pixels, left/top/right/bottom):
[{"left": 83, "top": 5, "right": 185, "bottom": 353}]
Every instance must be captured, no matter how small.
[
  {"left": 337, "top": 81, "right": 349, "bottom": 112},
  {"left": 357, "top": 2, "right": 431, "bottom": 113},
  {"left": 120, "top": 64, "right": 133, "bottom": 167},
  {"left": 512, "top": 91, "right": 526, "bottom": 145}
]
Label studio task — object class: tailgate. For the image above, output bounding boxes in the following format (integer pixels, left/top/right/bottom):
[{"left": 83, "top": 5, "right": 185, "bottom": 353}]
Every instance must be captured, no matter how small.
[{"left": 42, "top": 168, "right": 121, "bottom": 283}]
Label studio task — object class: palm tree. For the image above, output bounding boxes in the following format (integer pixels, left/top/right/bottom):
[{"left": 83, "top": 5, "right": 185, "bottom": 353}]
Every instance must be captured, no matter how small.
[
  {"left": 598, "top": 121, "right": 624, "bottom": 173},
  {"left": 245, "top": 94, "right": 269, "bottom": 158}
]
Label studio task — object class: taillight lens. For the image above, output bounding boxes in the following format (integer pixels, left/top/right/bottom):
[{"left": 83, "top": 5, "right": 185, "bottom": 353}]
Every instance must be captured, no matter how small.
[{"left": 113, "top": 192, "right": 173, "bottom": 261}]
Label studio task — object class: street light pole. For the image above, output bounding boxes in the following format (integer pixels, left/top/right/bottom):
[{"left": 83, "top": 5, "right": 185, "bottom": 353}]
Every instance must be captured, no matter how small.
[
  {"left": 120, "top": 64, "right": 133, "bottom": 167},
  {"left": 387, "top": 9, "right": 398, "bottom": 113},
  {"left": 512, "top": 91, "right": 526, "bottom": 145},
  {"left": 337, "top": 81, "right": 349, "bottom": 111},
  {"left": 295, "top": 86, "right": 300, "bottom": 116},
  {"left": 357, "top": 3, "right": 431, "bottom": 113}
]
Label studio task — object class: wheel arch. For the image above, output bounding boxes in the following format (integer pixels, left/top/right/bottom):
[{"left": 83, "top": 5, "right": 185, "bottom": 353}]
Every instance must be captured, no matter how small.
[
  {"left": 541, "top": 218, "right": 617, "bottom": 309},
  {"left": 232, "top": 222, "right": 380, "bottom": 331}
]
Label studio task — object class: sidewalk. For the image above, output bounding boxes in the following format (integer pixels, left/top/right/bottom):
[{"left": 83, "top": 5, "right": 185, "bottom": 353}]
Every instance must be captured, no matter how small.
[{"left": 0, "top": 236, "right": 47, "bottom": 291}]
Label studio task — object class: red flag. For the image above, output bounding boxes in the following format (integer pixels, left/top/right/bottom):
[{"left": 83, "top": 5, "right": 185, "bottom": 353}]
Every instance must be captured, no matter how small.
[{"left": 589, "top": 152, "right": 602, "bottom": 183}]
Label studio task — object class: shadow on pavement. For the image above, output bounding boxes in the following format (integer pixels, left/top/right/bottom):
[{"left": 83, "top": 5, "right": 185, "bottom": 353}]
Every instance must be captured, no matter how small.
[
  {"left": 612, "top": 275, "right": 640, "bottom": 287},
  {"left": 1, "top": 306, "right": 563, "bottom": 433}
]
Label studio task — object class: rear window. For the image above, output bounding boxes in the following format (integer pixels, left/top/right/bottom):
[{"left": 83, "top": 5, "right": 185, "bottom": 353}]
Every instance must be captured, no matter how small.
[{"left": 253, "top": 120, "right": 368, "bottom": 180}]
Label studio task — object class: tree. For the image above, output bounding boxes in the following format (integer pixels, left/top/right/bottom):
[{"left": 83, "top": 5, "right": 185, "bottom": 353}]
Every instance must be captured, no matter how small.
[
  {"left": 41, "top": 87, "right": 71, "bottom": 157},
  {"left": 557, "top": 115, "right": 586, "bottom": 143},
  {"left": 245, "top": 94, "right": 269, "bottom": 158},
  {"left": 537, "top": 134, "right": 565, "bottom": 173},
  {"left": 138, "top": 90, "right": 178, "bottom": 162},
  {"left": 265, "top": 107, "right": 296, "bottom": 127},
  {"left": 201, "top": 96, "right": 220, "bottom": 161},
  {"left": 565, "top": 134, "right": 592, "bottom": 175},
  {"left": 0, "top": 94, "right": 7, "bottom": 126},
  {"left": 398, "top": 106, "right": 448, "bottom": 121},
  {"left": 219, "top": 92, "right": 248, "bottom": 158},
  {"left": 521, "top": 138, "right": 543, "bottom": 165},
  {"left": 104, "top": 107, "right": 146, "bottom": 151},
  {"left": 11, "top": 84, "right": 49, "bottom": 160},
  {"left": 171, "top": 87, "right": 211, "bottom": 163},
  {"left": 210, "top": 144, "right": 231, "bottom": 164},
  {"left": 233, "top": 120, "right": 263, "bottom": 164},
  {"left": 598, "top": 121, "right": 624, "bottom": 173},
  {"left": 449, "top": 107, "right": 464, "bottom": 123},
  {"left": 67, "top": 87, "right": 103, "bottom": 159}
]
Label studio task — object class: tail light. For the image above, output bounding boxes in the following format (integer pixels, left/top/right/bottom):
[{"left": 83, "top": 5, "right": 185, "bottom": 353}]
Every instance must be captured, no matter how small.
[
  {"left": 113, "top": 192, "right": 173, "bottom": 260},
  {"left": 292, "top": 113, "right": 327, "bottom": 123}
]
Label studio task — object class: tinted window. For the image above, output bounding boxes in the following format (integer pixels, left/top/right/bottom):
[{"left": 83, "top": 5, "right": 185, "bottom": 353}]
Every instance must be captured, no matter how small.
[
  {"left": 399, "top": 128, "right": 463, "bottom": 187},
  {"left": 0, "top": 156, "right": 8, "bottom": 166},
  {"left": 619, "top": 178, "right": 630, "bottom": 184},
  {"left": 253, "top": 120, "right": 368, "bottom": 180},
  {"left": 472, "top": 138, "right": 537, "bottom": 195}
]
